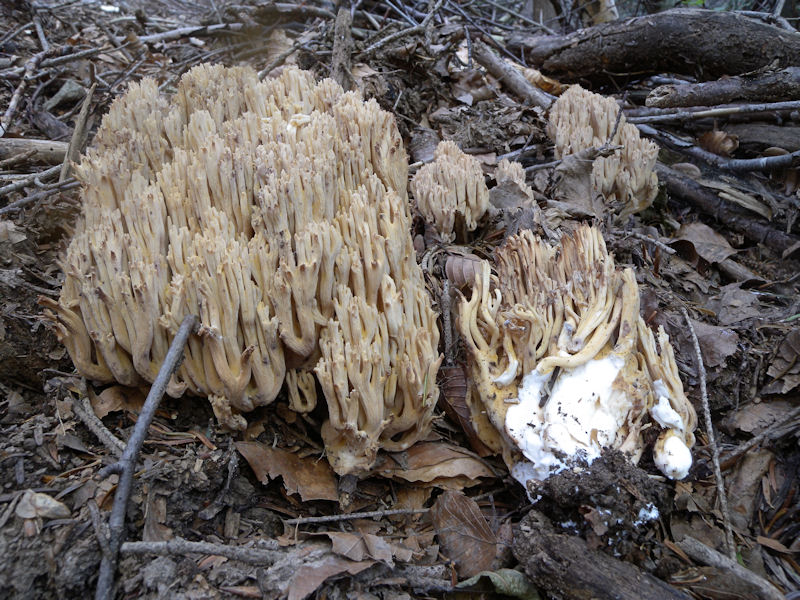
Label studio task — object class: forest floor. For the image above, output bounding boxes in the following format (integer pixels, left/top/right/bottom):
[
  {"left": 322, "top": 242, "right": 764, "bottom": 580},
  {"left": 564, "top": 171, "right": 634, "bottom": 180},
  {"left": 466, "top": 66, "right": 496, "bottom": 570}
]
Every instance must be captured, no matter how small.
[{"left": 0, "top": 1, "right": 799, "bottom": 599}]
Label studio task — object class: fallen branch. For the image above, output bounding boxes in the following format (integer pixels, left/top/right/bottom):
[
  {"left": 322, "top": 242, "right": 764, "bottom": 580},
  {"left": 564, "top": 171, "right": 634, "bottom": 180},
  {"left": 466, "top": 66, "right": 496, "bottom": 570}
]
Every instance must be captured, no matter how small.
[
  {"left": 0, "top": 49, "right": 52, "bottom": 136},
  {"left": 647, "top": 66, "right": 800, "bottom": 108},
  {"left": 626, "top": 100, "right": 800, "bottom": 125},
  {"left": 284, "top": 507, "right": 428, "bottom": 526},
  {"left": 72, "top": 392, "right": 125, "bottom": 458},
  {"left": 638, "top": 124, "right": 800, "bottom": 172},
  {"left": 0, "top": 138, "right": 69, "bottom": 165},
  {"left": 94, "top": 314, "right": 198, "bottom": 600},
  {"left": 0, "top": 178, "right": 79, "bottom": 216},
  {"left": 472, "top": 40, "right": 554, "bottom": 110},
  {"left": 122, "top": 536, "right": 282, "bottom": 564},
  {"left": 656, "top": 164, "right": 800, "bottom": 255},
  {"left": 60, "top": 83, "right": 96, "bottom": 182},
  {"left": 676, "top": 536, "right": 784, "bottom": 600},
  {"left": 358, "top": 0, "right": 444, "bottom": 59},
  {"left": 0, "top": 164, "right": 62, "bottom": 199},
  {"left": 682, "top": 309, "right": 735, "bottom": 559}
]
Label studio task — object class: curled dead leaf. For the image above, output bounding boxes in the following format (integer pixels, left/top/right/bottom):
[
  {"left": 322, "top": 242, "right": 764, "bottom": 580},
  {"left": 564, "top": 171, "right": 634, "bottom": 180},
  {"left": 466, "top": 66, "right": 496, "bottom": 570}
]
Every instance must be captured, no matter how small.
[
  {"left": 445, "top": 254, "right": 486, "bottom": 289},
  {"left": 375, "top": 442, "right": 494, "bottom": 489},
  {"left": 698, "top": 130, "right": 738, "bottom": 157}
]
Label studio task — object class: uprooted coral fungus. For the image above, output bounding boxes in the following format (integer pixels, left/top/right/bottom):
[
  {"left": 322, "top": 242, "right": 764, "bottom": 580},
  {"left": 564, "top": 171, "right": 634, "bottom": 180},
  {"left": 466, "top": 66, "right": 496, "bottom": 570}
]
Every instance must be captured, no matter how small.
[
  {"left": 456, "top": 224, "right": 696, "bottom": 486},
  {"left": 41, "top": 64, "right": 441, "bottom": 475}
]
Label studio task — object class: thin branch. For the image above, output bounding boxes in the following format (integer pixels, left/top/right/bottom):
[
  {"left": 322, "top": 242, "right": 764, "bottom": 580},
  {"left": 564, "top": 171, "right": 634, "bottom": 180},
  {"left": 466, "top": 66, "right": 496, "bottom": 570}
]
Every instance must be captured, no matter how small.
[
  {"left": 472, "top": 40, "right": 554, "bottom": 110},
  {"left": 682, "top": 308, "right": 735, "bottom": 559},
  {"left": 626, "top": 100, "right": 800, "bottom": 125},
  {"left": 284, "top": 507, "right": 429, "bottom": 525},
  {"left": 638, "top": 124, "right": 800, "bottom": 172},
  {"left": 676, "top": 536, "right": 783, "bottom": 600},
  {"left": 358, "top": 0, "right": 444, "bottom": 59},
  {"left": 121, "top": 536, "right": 282, "bottom": 565},
  {"left": 94, "top": 314, "right": 198, "bottom": 600},
  {"left": 72, "top": 392, "right": 125, "bottom": 457},
  {"left": 0, "top": 179, "right": 79, "bottom": 216},
  {"left": 0, "top": 165, "right": 62, "bottom": 199},
  {"left": 1, "top": 49, "right": 51, "bottom": 137},
  {"left": 60, "top": 83, "right": 96, "bottom": 182}
]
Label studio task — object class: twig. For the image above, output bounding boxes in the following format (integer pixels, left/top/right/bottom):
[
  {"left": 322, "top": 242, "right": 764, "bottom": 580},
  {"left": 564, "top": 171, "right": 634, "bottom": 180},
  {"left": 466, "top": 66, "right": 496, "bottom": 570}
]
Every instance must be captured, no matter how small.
[
  {"left": 682, "top": 308, "right": 736, "bottom": 559},
  {"left": 471, "top": 40, "right": 554, "bottom": 110},
  {"left": 0, "top": 179, "right": 79, "bottom": 216},
  {"left": 0, "top": 149, "right": 36, "bottom": 169},
  {"left": 441, "top": 279, "right": 453, "bottom": 366},
  {"left": 628, "top": 231, "right": 676, "bottom": 255},
  {"left": 1, "top": 49, "right": 51, "bottom": 137},
  {"left": 60, "top": 83, "right": 96, "bottom": 182},
  {"left": 626, "top": 100, "right": 800, "bottom": 125},
  {"left": 330, "top": 6, "right": 354, "bottom": 90},
  {"left": 138, "top": 22, "right": 244, "bottom": 44},
  {"left": 358, "top": 0, "right": 444, "bottom": 59},
  {"left": 121, "top": 536, "right": 282, "bottom": 564},
  {"left": 258, "top": 38, "right": 309, "bottom": 79},
  {"left": 721, "top": 403, "right": 800, "bottom": 470},
  {"left": 638, "top": 124, "right": 800, "bottom": 173},
  {"left": 72, "top": 393, "right": 125, "bottom": 457},
  {"left": 94, "top": 314, "right": 198, "bottom": 600},
  {"left": 676, "top": 536, "right": 783, "bottom": 600},
  {"left": 0, "top": 164, "right": 62, "bottom": 199},
  {"left": 33, "top": 13, "right": 50, "bottom": 51},
  {"left": 88, "top": 500, "right": 111, "bottom": 559},
  {"left": 481, "top": 0, "right": 556, "bottom": 34},
  {"left": 284, "top": 507, "right": 429, "bottom": 525}
]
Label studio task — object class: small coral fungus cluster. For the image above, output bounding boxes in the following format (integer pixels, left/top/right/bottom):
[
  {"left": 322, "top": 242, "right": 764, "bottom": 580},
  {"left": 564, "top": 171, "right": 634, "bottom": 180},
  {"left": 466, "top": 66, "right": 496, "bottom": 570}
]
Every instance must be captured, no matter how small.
[
  {"left": 456, "top": 225, "right": 697, "bottom": 484},
  {"left": 42, "top": 64, "right": 441, "bottom": 475}
]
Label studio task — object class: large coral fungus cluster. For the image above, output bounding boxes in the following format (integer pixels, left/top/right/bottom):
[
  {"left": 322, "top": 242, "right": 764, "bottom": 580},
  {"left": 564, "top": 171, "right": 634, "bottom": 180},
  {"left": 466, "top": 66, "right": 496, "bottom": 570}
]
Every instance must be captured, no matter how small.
[
  {"left": 41, "top": 64, "right": 441, "bottom": 475},
  {"left": 457, "top": 225, "right": 696, "bottom": 485},
  {"left": 547, "top": 85, "right": 659, "bottom": 218}
]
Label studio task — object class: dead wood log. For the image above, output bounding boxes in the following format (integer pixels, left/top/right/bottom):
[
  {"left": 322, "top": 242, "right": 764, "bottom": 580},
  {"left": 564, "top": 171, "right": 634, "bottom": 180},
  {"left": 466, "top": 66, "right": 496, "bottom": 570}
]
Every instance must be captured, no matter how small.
[
  {"left": 648, "top": 67, "right": 800, "bottom": 108},
  {"left": 508, "top": 8, "right": 800, "bottom": 84},
  {"left": 514, "top": 511, "right": 692, "bottom": 600}
]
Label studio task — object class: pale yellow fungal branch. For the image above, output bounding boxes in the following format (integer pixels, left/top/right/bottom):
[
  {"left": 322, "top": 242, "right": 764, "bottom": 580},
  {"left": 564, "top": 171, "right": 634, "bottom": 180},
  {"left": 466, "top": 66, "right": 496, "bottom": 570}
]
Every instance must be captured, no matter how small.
[
  {"left": 410, "top": 140, "right": 489, "bottom": 242},
  {"left": 547, "top": 85, "right": 659, "bottom": 219},
  {"left": 457, "top": 225, "right": 696, "bottom": 486},
  {"left": 41, "top": 64, "right": 441, "bottom": 475}
]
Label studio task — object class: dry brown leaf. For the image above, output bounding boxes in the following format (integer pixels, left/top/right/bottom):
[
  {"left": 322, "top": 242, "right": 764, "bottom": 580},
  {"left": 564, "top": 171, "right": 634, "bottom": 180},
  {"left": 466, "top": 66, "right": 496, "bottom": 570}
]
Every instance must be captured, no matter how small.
[
  {"left": 725, "top": 401, "right": 793, "bottom": 435},
  {"left": 672, "top": 318, "right": 738, "bottom": 369},
  {"left": 706, "top": 284, "right": 761, "bottom": 326},
  {"left": 757, "top": 535, "right": 795, "bottom": 554},
  {"left": 697, "top": 178, "right": 772, "bottom": 220},
  {"left": 765, "top": 329, "right": 800, "bottom": 394},
  {"left": 671, "top": 222, "right": 737, "bottom": 266},
  {"left": 431, "top": 491, "right": 497, "bottom": 579},
  {"left": 323, "top": 532, "right": 394, "bottom": 566},
  {"left": 235, "top": 442, "right": 338, "bottom": 502},
  {"left": 698, "top": 130, "right": 739, "bottom": 157},
  {"left": 286, "top": 555, "right": 374, "bottom": 600},
  {"left": 551, "top": 147, "right": 606, "bottom": 219},
  {"left": 89, "top": 385, "right": 145, "bottom": 419},
  {"left": 727, "top": 450, "right": 772, "bottom": 531},
  {"left": 219, "top": 585, "right": 261, "bottom": 598},
  {"left": 375, "top": 442, "right": 494, "bottom": 488}
]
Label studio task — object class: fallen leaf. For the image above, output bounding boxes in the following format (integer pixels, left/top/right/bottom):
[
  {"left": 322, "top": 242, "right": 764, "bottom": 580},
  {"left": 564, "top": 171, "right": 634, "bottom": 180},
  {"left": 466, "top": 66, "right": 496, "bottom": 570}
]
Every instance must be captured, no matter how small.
[
  {"left": 724, "top": 401, "right": 793, "bottom": 435},
  {"left": 764, "top": 329, "right": 800, "bottom": 394},
  {"left": 15, "top": 489, "right": 70, "bottom": 520},
  {"left": 457, "top": 568, "right": 541, "bottom": 600},
  {"left": 374, "top": 442, "right": 494, "bottom": 489},
  {"left": 90, "top": 385, "right": 145, "bottom": 419},
  {"left": 323, "top": 532, "right": 394, "bottom": 566},
  {"left": 551, "top": 147, "right": 606, "bottom": 219},
  {"left": 287, "top": 555, "right": 374, "bottom": 600},
  {"left": 431, "top": 491, "right": 497, "bottom": 579},
  {"left": 697, "top": 130, "right": 738, "bottom": 157},
  {"left": 671, "top": 222, "right": 737, "bottom": 266},
  {"left": 235, "top": 442, "right": 338, "bottom": 502},
  {"left": 757, "top": 535, "right": 795, "bottom": 554},
  {"left": 727, "top": 450, "right": 772, "bottom": 531},
  {"left": 674, "top": 318, "right": 738, "bottom": 369},
  {"left": 706, "top": 284, "right": 761, "bottom": 326}
]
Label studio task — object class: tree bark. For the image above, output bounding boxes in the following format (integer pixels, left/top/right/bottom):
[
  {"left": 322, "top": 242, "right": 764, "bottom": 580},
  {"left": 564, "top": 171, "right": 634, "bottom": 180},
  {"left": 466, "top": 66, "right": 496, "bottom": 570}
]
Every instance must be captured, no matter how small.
[
  {"left": 508, "top": 8, "right": 800, "bottom": 84},
  {"left": 647, "top": 67, "right": 800, "bottom": 108},
  {"left": 514, "top": 511, "right": 692, "bottom": 600}
]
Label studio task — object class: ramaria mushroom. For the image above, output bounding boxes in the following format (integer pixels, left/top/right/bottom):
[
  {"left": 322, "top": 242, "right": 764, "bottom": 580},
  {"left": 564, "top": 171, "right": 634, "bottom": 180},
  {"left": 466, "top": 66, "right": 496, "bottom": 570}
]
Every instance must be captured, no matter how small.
[
  {"left": 547, "top": 85, "right": 659, "bottom": 219},
  {"left": 42, "top": 64, "right": 441, "bottom": 474},
  {"left": 457, "top": 225, "right": 697, "bottom": 486},
  {"left": 410, "top": 140, "right": 489, "bottom": 242}
]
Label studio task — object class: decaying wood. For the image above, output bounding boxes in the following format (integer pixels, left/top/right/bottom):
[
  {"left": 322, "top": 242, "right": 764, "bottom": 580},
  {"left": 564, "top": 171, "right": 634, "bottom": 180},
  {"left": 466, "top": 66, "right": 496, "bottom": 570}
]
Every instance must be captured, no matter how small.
[
  {"left": 647, "top": 67, "right": 800, "bottom": 108},
  {"left": 656, "top": 164, "right": 800, "bottom": 256},
  {"left": 330, "top": 7, "right": 354, "bottom": 91},
  {"left": 508, "top": 8, "right": 800, "bottom": 83},
  {"left": 0, "top": 137, "right": 68, "bottom": 164},
  {"left": 514, "top": 511, "right": 692, "bottom": 600},
  {"left": 724, "top": 123, "right": 800, "bottom": 152},
  {"left": 472, "top": 40, "right": 553, "bottom": 110}
]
